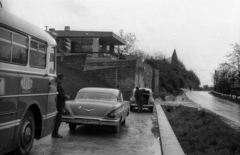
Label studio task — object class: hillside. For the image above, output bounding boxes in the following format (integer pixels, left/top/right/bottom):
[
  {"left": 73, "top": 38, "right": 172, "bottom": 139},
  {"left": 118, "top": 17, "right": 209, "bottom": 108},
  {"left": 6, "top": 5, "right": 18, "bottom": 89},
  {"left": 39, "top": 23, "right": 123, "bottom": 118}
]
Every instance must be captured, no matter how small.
[{"left": 57, "top": 62, "right": 112, "bottom": 99}]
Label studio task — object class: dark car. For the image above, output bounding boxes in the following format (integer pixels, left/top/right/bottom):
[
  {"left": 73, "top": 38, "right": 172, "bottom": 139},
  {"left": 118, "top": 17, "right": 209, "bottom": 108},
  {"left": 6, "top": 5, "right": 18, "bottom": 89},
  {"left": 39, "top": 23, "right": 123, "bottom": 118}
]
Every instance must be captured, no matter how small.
[{"left": 129, "top": 88, "right": 154, "bottom": 112}]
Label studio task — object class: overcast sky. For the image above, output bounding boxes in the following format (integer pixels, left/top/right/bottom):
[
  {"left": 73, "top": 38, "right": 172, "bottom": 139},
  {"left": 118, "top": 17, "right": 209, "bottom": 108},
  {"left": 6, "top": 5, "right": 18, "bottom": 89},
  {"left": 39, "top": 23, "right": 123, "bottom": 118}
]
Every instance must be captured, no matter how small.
[{"left": 2, "top": 0, "right": 240, "bottom": 87}]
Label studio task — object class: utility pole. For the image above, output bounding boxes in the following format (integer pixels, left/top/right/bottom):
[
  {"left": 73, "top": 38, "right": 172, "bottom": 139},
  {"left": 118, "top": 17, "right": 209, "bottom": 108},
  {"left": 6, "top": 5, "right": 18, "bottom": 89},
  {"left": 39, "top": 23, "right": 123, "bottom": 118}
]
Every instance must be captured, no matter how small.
[
  {"left": 45, "top": 26, "right": 49, "bottom": 31},
  {"left": 0, "top": 1, "right": 3, "bottom": 8}
]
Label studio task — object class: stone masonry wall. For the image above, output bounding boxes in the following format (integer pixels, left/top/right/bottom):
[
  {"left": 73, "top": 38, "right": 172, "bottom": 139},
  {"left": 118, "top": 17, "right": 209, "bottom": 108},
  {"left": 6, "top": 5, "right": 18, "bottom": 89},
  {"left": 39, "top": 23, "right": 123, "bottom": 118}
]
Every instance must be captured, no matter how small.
[
  {"left": 143, "top": 63, "right": 152, "bottom": 89},
  {"left": 57, "top": 54, "right": 86, "bottom": 71},
  {"left": 85, "top": 67, "right": 118, "bottom": 87},
  {"left": 135, "top": 61, "right": 153, "bottom": 90},
  {"left": 87, "top": 59, "right": 137, "bottom": 92}
]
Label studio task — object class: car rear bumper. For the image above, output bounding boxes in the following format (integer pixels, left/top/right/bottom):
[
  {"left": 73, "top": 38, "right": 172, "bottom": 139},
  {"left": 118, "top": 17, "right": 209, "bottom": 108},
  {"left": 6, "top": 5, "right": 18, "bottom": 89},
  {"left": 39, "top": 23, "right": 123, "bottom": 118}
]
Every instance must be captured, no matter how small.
[
  {"left": 62, "top": 116, "right": 119, "bottom": 126},
  {"left": 130, "top": 103, "right": 154, "bottom": 108}
]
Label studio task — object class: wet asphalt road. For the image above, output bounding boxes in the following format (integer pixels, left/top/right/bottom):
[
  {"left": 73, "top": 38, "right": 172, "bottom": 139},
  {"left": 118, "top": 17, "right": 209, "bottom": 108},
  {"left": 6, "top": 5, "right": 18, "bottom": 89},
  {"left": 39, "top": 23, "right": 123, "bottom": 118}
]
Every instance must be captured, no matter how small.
[
  {"left": 30, "top": 108, "right": 161, "bottom": 155},
  {"left": 186, "top": 91, "right": 240, "bottom": 128}
]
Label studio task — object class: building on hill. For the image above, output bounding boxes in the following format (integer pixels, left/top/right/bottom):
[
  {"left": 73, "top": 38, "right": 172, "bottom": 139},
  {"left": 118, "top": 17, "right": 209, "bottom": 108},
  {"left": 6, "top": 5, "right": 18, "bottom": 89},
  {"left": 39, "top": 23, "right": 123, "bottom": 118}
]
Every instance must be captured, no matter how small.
[
  {"left": 51, "top": 26, "right": 159, "bottom": 96},
  {"left": 48, "top": 26, "right": 126, "bottom": 58}
]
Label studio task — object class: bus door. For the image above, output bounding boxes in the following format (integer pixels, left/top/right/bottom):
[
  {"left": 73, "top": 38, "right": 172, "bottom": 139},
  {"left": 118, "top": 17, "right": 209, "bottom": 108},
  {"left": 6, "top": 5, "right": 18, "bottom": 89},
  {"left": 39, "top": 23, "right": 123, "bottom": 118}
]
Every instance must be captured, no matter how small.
[
  {"left": 0, "top": 72, "right": 19, "bottom": 154},
  {"left": 43, "top": 46, "right": 57, "bottom": 137}
]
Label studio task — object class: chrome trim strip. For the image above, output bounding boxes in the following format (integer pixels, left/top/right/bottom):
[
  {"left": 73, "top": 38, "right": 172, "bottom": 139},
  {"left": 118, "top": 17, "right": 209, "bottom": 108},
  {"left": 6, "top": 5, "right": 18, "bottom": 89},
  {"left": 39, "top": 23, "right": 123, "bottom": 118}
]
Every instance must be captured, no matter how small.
[
  {"left": 0, "top": 68, "right": 46, "bottom": 76},
  {"left": 0, "top": 119, "right": 21, "bottom": 130},
  {"left": 0, "top": 111, "right": 17, "bottom": 116},
  {"left": 0, "top": 92, "right": 58, "bottom": 98},
  {"left": 43, "top": 111, "right": 58, "bottom": 120},
  {"left": 83, "top": 108, "right": 94, "bottom": 112}
]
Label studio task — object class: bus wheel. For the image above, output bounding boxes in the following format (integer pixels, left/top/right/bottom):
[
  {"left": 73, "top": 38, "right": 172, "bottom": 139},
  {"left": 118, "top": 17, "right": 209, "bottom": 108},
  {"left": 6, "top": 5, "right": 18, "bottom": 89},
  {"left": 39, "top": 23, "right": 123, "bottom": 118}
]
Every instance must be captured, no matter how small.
[{"left": 16, "top": 110, "right": 35, "bottom": 155}]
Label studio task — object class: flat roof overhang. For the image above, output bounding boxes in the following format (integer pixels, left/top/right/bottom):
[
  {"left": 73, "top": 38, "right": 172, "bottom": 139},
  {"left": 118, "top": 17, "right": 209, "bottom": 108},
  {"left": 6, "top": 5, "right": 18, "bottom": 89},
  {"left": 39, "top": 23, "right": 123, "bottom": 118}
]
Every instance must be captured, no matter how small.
[{"left": 53, "top": 30, "right": 126, "bottom": 45}]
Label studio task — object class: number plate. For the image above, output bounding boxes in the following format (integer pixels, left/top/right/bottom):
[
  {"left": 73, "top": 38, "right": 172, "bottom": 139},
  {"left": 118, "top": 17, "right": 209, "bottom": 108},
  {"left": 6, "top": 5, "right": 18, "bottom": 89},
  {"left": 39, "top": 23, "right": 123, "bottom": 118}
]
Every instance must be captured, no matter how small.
[{"left": 78, "top": 119, "right": 99, "bottom": 124}]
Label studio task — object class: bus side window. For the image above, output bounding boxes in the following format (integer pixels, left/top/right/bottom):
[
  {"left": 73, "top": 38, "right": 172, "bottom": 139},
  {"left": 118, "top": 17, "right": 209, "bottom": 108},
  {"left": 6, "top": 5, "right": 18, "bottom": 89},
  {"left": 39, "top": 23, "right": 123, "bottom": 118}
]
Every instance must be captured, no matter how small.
[
  {"left": 0, "top": 28, "right": 11, "bottom": 62},
  {"left": 29, "top": 40, "right": 46, "bottom": 69},
  {"left": 49, "top": 47, "right": 55, "bottom": 74},
  {"left": 0, "top": 41, "right": 11, "bottom": 62},
  {"left": 0, "top": 27, "right": 28, "bottom": 65},
  {"left": 12, "top": 33, "right": 28, "bottom": 64}
]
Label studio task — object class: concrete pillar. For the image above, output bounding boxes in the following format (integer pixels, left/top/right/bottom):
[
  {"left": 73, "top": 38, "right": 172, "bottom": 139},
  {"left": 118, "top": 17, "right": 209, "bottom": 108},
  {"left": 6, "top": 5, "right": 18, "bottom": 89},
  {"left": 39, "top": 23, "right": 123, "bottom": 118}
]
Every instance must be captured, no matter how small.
[
  {"left": 92, "top": 38, "right": 99, "bottom": 57},
  {"left": 155, "top": 69, "right": 159, "bottom": 92},
  {"left": 102, "top": 42, "right": 107, "bottom": 53},
  {"left": 110, "top": 45, "right": 114, "bottom": 54}
]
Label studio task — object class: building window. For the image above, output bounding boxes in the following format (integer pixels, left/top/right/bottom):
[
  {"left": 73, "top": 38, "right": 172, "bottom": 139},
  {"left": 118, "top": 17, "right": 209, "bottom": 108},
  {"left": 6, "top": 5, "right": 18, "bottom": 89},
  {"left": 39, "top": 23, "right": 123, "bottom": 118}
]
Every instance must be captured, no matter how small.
[{"left": 82, "top": 45, "right": 93, "bottom": 52}]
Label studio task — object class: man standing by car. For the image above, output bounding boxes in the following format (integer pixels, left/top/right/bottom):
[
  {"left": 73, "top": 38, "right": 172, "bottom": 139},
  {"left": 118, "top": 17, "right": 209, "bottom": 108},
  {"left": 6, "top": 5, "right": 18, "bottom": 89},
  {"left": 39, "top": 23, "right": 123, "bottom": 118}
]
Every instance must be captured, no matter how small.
[
  {"left": 135, "top": 87, "right": 143, "bottom": 113},
  {"left": 52, "top": 74, "right": 69, "bottom": 138}
]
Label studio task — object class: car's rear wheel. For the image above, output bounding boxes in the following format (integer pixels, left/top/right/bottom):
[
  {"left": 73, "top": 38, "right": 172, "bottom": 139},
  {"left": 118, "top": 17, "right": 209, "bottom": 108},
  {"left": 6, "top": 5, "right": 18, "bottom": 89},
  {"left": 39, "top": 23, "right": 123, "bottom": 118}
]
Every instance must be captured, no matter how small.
[
  {"left": 149, "top": 107, "right": 153, "bottom": 113},
  {"left": 69, "top": 123, "right": 77, "bottom": 130},
  {"left": 112, "top": 123, "right": 120, "bottom": 133},
  {"left": 16, "top": 110, "right": 35, "bottom": 155},
  {"left": 121, "top": 119, "right": 126, "bottom": 125}
]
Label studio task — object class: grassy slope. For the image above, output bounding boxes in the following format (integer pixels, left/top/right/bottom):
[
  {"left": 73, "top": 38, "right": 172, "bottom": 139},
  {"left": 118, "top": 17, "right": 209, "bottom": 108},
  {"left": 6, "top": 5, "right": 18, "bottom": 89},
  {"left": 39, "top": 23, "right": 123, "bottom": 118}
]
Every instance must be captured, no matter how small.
[
  {"left": 162, "top": 106, "right": 240, "bottom": 155},
  {"left": 57, "top": 62, "right": 112, "bottom": 99}
]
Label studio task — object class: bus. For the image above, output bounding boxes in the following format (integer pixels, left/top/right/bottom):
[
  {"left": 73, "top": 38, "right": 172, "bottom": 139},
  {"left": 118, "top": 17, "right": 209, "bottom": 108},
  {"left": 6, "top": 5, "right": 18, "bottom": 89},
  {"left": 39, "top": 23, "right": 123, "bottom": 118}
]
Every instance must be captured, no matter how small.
[{"left": 0, "top": 6, "right": 57, "bottom": 155}]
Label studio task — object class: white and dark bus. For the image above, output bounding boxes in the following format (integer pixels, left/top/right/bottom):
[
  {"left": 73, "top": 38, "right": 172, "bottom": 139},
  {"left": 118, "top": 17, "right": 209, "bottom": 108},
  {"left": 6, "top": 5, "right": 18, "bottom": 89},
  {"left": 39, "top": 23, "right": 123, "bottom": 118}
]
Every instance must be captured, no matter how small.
[{"left": 0, "top": 6, "right": 58, "bottom": 155}]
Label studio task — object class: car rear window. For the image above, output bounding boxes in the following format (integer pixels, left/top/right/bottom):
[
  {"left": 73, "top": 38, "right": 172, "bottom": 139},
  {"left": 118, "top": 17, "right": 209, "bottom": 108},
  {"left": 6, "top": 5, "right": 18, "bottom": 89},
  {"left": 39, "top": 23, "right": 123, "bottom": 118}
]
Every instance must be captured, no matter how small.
[{"left": 76, "top": 92, "right": 118, "bottom": 101}]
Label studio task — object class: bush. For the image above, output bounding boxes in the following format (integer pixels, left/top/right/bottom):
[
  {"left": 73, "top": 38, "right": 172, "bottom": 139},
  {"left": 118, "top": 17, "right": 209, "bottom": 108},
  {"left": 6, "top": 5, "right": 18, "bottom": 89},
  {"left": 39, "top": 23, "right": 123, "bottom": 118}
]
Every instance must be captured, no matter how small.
[{"left": 165, "top": 84, "right": 173, "bottom": 94}]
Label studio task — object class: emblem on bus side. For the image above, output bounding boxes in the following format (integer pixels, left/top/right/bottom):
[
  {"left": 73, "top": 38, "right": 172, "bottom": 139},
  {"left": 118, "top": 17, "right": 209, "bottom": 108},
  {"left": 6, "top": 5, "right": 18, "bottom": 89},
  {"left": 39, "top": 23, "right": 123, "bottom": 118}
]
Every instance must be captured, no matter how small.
[{"left": 21, "top": 76, "right": 33, "bottom": 90}]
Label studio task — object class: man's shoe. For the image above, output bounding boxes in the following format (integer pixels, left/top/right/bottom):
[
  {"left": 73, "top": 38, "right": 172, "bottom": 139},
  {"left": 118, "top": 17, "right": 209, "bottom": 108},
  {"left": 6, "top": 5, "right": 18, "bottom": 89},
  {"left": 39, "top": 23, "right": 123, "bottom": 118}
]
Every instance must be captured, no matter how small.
[{"left": 52, "top": 134, "right": 63, "bottom": 138}]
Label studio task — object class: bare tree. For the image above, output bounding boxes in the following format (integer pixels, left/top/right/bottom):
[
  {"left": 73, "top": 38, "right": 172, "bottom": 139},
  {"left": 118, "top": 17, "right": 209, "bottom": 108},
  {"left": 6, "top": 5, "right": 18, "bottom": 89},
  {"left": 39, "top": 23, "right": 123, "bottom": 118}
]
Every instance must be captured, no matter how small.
[
  {"left": 225, "top": 43, "right": 240, "bottom": 72},
  {"left": 117, "top": 29, "right": 138, "bottom": 55}
]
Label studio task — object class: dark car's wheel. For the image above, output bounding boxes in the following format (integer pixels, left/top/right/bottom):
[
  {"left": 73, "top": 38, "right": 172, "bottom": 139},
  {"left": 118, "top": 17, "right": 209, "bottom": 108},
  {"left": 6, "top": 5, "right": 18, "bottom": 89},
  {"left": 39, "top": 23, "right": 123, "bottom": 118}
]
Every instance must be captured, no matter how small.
[
  {"left": 69, "top": 123, "right": 77, "bottom": 130},
  {"left": 16, "top": 110, "right": 35, "bottom": 155},
  {"left": 149, "top": 107, "right": 153, "bottom": 113},
  {"left": 130, "top": 106, "right": 134, "bottom": 111}
]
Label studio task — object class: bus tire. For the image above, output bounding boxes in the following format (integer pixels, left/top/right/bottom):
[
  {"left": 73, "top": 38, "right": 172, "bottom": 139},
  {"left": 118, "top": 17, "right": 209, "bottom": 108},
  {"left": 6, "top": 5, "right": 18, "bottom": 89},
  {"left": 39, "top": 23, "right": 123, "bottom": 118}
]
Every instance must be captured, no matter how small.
[{"left": 16, "top": 110, "right": 35, "bottom": 155}]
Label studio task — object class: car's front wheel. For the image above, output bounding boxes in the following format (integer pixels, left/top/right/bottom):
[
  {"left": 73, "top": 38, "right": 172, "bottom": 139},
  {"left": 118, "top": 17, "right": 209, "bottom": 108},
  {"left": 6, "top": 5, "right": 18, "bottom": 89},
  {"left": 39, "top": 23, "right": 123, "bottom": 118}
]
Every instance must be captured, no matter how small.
[{"left": 69, "top": 123, "right": 77, "bottom": 130}]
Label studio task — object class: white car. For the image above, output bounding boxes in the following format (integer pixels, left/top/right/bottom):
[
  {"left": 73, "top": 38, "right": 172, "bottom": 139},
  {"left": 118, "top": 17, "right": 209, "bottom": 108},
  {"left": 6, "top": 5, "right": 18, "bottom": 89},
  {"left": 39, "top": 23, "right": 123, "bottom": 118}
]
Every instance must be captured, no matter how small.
[{"left": 62, "top": 87, "right": 130, "bottom": 133}]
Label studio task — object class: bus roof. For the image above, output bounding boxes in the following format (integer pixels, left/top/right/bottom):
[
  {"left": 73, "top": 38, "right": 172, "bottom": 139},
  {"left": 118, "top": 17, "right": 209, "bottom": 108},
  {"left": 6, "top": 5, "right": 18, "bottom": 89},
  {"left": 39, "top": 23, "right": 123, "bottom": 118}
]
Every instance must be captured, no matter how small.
[{"left": 0, "top": 7, "right": 56, "bottom": 45}]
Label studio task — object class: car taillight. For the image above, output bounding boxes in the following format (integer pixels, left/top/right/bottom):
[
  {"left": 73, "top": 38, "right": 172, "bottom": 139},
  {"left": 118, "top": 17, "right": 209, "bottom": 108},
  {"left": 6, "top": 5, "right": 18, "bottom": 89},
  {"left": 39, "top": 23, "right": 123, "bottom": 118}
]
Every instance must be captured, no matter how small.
[
  {"left": 62, "top": 107, "right": 70, "bottom": 115},
  {"left": 106, "top": 107, "right": 123, "bottom": 119}
]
